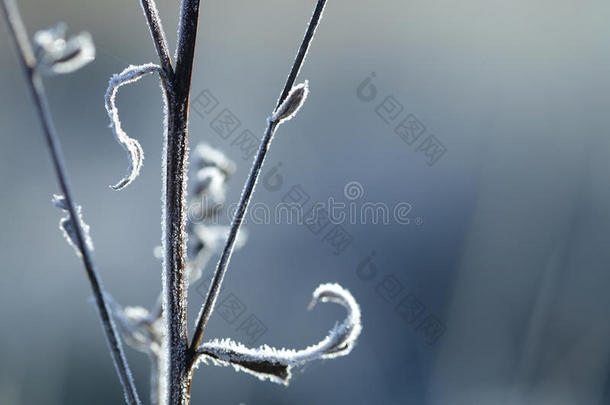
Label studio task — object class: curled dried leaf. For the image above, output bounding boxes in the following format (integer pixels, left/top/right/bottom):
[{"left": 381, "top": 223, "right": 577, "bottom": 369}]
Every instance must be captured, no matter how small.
[
  {"left": 104, "top": 63, "right": 167, "bottom": 190},
  {"left": 195, "top": 283, "right": 361, "bottom": 385}
]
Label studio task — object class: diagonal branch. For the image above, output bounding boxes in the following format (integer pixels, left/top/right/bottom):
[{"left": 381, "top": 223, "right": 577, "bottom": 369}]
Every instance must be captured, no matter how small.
[
  {"left": 139, "top": 0, "right": 174, "bottom": 78},
  {"left": 0, "top": 1, "right": 141, "bottom": 404},
  {"left": 188, "top": 0, "right": 328, "bottom": 357},
  {"left": 276, "top": 0, "right": 327, "bottom": 109}
]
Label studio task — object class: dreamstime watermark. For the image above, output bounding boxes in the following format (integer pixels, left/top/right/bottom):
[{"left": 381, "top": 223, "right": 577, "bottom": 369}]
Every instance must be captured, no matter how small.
[{"left": 188, "top": 180, "right": 421, "bottom": 226}]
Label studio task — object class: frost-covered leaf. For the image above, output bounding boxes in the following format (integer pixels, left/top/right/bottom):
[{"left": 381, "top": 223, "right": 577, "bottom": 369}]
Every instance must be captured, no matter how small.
[
  {"left": 195, "top": 283, "right": 362, "bottom": 385},
  {"left": 34, "top": 22, "right": 94, "bottom": 75},
  {"left": 104, "top": 63, "right": 166, "bottom": 190},
  {"left": 52, "top": 194, "right": 93, "bottom": 257},
  {"left": 271, "top": 81, "right": 309, "bottom": 124}
]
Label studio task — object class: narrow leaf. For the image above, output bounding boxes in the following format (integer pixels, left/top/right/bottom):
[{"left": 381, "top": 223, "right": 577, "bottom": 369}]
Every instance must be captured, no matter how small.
[
  {"left": 104, "top": 63, "right": 165, "bottom": 190},
  {"left": 196, "top": 283, "right": 362, "bottom": 385},
  {"left": 271, "top": 80, "right": 309, "bottom": 124}
]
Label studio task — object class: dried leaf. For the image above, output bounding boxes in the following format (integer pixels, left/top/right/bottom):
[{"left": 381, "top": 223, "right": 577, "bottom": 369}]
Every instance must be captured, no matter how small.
[
  {"left": 196, "top": 283, "right": 362, "bottom": 385},
  {"left": 271, "top": 81, "right": 309, "bottom": 124},
  {"left": 104, "top": 63, "right": 166, "bottom": 190}
]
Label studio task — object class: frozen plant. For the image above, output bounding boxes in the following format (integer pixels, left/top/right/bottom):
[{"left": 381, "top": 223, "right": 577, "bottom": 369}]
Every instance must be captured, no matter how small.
[{"left": 1, "top": 0, "right": 362, "bottom": 404}]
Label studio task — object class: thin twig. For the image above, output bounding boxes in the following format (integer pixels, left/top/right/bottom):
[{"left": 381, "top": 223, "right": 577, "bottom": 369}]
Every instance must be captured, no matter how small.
[
  {"left": 0, "top": 1, "right": 141, "bottom": 404},
  {"left": 276, "top": 0, "right": 327, "bottom": 109},
  {"left": 162, "top": 0, "right": 202, "bottom": 403},
  {"left": 139, "top": 0, "right": 174, "bottom": 79},
  {"left": 188, "top": 0, "right": 328, "bottom": 356}
]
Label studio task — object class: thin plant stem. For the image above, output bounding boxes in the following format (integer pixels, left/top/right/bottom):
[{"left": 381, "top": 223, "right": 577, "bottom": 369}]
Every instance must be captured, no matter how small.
[
  {"left": 188, "top": 0, "right": 328, "bottom": 356},
  {"left": 139, "top": 0, "right": 174, "bottom": 79},
  {"left": 0, "top": 1, "right": 141, "bottom": 404},
  {"left": 276, "top": 0, "right": 327, "bottom": 109},
  {"left": 162, "top": 0, "right": 201, "bottom": 403}
]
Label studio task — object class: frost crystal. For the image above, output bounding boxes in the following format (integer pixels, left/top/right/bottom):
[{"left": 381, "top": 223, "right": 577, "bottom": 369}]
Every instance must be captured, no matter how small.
[
  {"left": 34, "top": 22, "right": 95, "bottom": 75},
  {"left": 104, "top": 63, "right": 167, "bottom": 190},
  {"left": 52, "top": 194, "right": 93, "bottom": 257},
  {"left": 195, "top": 283, "right": 362, "bottom": 385},
  {"left": 271, "top": 81, "right": 309, "bottom": 124}
]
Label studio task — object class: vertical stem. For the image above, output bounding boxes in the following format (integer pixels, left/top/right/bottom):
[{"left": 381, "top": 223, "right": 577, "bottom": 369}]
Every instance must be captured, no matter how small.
[
  {"left": 1, "top": 0, "right": 141, "bottom": 404},
  {"left": 162, "top": 0, "right": 201, "bottom": 403},
  {"left": 162, "top": 94, "right": 191, "bottom": 405}
]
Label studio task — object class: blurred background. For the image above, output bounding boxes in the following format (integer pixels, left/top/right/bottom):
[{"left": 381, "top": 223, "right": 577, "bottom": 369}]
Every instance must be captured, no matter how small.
[{"left": 2, "top": 0, "right": 610, "bottom": 404}]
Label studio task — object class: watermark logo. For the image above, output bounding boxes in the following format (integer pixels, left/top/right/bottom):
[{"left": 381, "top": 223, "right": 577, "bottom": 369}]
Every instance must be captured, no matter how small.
[
  {"left": 187, "top": 180, "right": 422, "bottom": 227},
  {"left": 355, "top": 251, "right": 446, "bottom": 345},
  {"left": 356, "top": 72, "right": 447, "bottom": 166},
  {"left": 344, "top": 181, "right": 364, "bottom": 200}
]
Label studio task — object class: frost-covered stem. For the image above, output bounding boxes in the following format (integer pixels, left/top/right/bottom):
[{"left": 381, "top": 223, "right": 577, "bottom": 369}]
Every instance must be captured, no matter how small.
[
  {"left": 162, "top": 0, "right": 201, "bottom": 404},
  {"left": 188, "top": 0, "right": 328, "bottom": 357},
  {"left": 1, "top": 1, "right": 141, "bottom": 404},
  {"left": 162, "top": 92, "right": 191, "bottom": 405},
  {"left": 139, "top": 0, "right": 174, "bottom": 79}
]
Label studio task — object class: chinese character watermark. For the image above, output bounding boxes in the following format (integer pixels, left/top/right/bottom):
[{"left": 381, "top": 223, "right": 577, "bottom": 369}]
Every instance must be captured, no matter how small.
[{"left": 356, "top": 72, "right": 447, "bottom": 166}]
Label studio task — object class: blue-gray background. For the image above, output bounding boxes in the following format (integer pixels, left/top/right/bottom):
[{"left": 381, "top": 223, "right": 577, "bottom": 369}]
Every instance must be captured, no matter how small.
[{"left": 2, "top": 0, "right": 610, "bottom": 404}]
